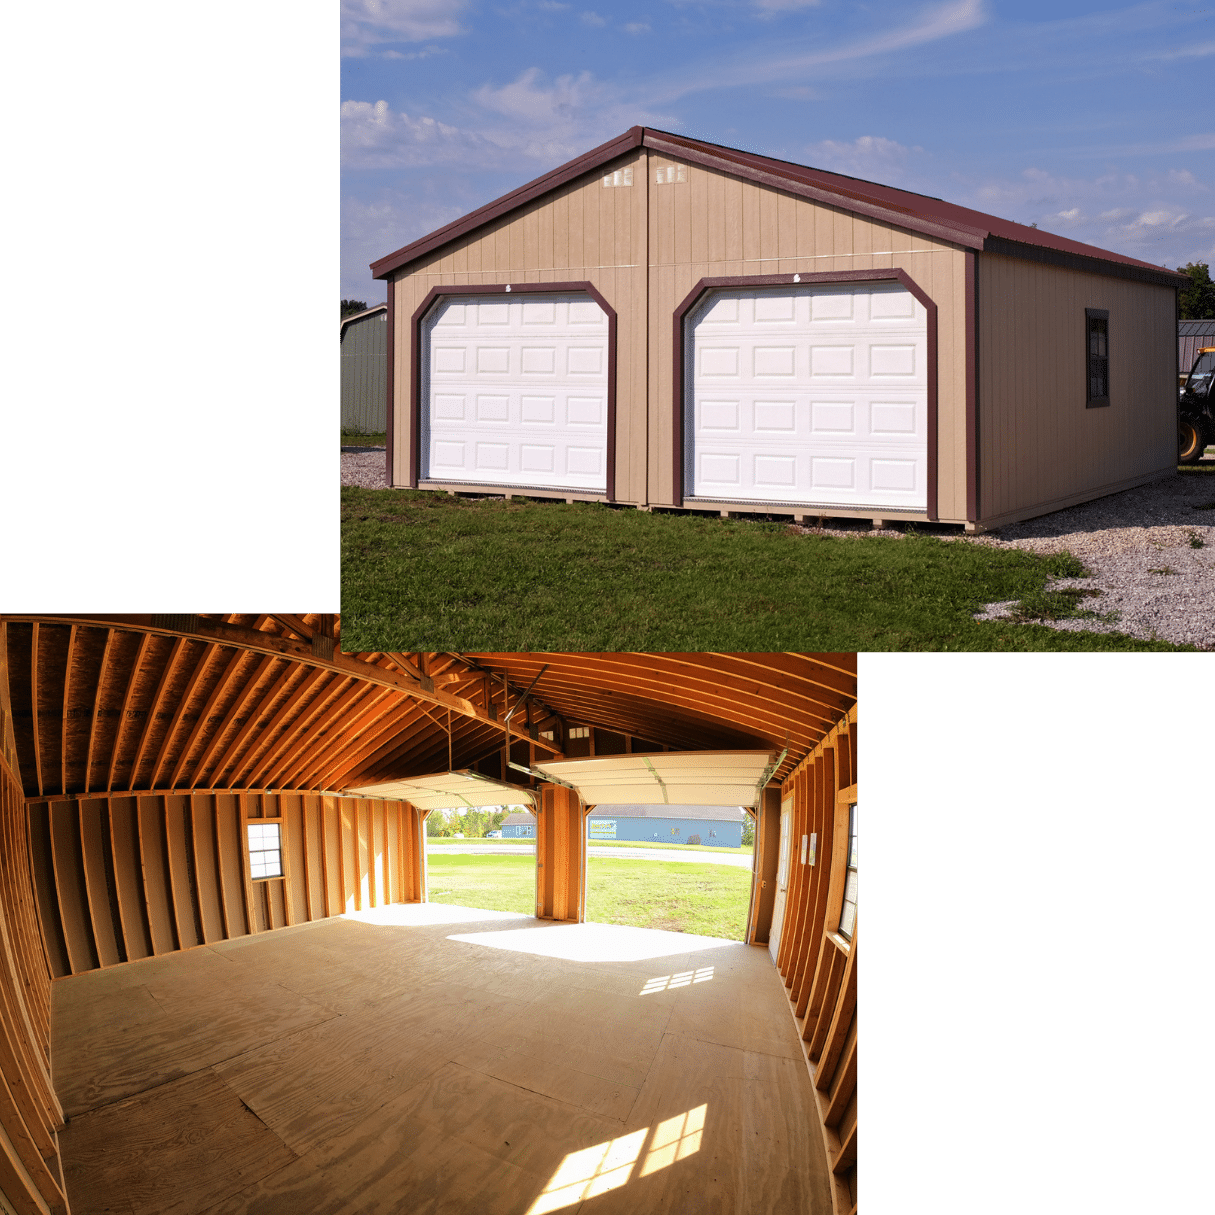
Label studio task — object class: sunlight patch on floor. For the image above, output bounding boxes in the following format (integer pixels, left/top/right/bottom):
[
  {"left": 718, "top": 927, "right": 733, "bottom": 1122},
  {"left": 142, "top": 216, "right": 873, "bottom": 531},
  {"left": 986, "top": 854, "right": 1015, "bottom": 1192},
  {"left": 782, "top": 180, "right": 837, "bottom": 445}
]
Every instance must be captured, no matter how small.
[
  {"left": 525, "top": 1105, "right": 708, "bottom": 1214},
  {"left": 447, "top": 920, "right": 742, "bottom": 963},
  {"left": 640, "top": 966, "right": 714, "bottom": 995}
]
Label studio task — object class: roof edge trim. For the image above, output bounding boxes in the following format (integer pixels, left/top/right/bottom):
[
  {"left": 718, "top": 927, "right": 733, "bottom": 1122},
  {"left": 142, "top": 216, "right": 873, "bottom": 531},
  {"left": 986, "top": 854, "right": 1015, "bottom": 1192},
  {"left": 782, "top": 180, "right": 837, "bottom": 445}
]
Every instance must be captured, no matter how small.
[{"left": 983, "top": 235, "right": 1189, "bottom": 288}]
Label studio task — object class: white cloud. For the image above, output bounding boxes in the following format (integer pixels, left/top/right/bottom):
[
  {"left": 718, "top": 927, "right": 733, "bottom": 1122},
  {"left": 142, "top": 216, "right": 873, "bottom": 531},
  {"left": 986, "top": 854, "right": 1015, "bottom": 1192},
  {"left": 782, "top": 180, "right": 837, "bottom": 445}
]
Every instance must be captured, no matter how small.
[
  {"left": 581, "top": 10, "right": 606, "bottom": 26},
  {"left": 343, "top": 76, "right": 675, "bottom": 174},
  {"left": 648, "top": 0, "right": 988, "bottom": 101},
  {"left": 803, "top": 135, "right": 931, "bottom": 190},
  {"left": 341, "top": 100, "right": 512, "bottom": 170},
  {"left": 341, "top": 0, "right": 467, "bottom": 55},
  {"left": 468, "top": 68, "right": 675, "bottom": 162},
  {"left": 966, "top": 164, "right": 1215, "bottom": 268},
  {"left": 624, "top": 22, "right": 651, "bottom": 34}
]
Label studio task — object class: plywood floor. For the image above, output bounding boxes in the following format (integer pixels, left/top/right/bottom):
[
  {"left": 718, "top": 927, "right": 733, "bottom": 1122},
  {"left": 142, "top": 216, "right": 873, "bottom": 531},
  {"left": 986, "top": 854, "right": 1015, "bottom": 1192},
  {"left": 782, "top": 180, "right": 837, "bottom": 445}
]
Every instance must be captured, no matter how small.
[{"left": 53, "top": 903, "right": 832, "bottom": 1215}]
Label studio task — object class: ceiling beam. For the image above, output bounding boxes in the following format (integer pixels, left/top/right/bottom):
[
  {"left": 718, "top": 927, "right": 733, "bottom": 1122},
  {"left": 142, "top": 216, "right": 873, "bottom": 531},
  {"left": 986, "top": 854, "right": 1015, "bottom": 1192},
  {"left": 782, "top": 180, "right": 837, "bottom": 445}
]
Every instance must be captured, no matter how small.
[{"left": 6, "top": 617, "right": 562, "bottom": 758}]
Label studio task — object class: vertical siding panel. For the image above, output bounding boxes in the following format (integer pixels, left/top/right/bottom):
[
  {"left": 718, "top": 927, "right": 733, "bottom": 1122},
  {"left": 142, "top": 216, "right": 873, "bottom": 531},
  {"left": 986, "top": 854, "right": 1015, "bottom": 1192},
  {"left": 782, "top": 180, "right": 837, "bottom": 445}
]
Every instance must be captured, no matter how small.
[
  {"left": 48, "top": 801, "right": 95, "bottom": 975},
  {"left": 283, "top": 793, "right": 307, "bottom": 925},
  {"left": 322, "top": 795, "right": 341, "bottom": 916},
  {"left": 305, "top": 794, "right": 325, "bottom": 920},
  {"left": 78, "top": 798, "right": 121, "bottom": 968},
  {"left": 215, "top": 793, "right": 249, "bottom": 937},
  {"left": 357, "top": 801, "right": 371, "bottom": 910},
  {"left": 266, "top": 881, "right": 286, "bottom": 930},
  {"left": 339, "top": 798, "right": 356, "bottom": 913},
  {"left": 28, "top": 805, "right": 69, "bottom": 978},
  {"left": 190, "top": 794, "right": 224, "bottom": 944},
  {"left": 385, "top": 804, "right": 400, "bottom": 903},
  {"left": 163, "top": 794, "right": 201, "bottom": 951},
  {"left": 108, "top": 797, "right": 152, "bottom": 961},
  {"left": 137, "top": 796, "right": 177, "bottom": 955}
]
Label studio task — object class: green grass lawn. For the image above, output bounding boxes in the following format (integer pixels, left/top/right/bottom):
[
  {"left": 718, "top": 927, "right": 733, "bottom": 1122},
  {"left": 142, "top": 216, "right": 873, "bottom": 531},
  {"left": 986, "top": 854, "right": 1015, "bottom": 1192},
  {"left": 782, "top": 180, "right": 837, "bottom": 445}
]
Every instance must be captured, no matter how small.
[
  {"left": 426, "top": 854, "right": 534, "bottom": 914},
  {"left": 341, "top": 431, "right": 386, "bottom": 447},
  {"left": 584, "top": 857, "right": 751, "bottom": 939},
  {"left": 425, "top": 853, "right": 752, "bottom": 939},
  {"left": 341, "top": 486, "right": 1190, "bottom": 651}
]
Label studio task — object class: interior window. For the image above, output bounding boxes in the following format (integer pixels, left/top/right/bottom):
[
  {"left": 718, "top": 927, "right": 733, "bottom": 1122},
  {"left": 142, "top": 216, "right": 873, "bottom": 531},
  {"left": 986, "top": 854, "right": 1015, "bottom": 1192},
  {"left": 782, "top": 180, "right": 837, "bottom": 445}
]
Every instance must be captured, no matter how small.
[{"left": 247, "top": 823, "right": 283, "bottom": 880}]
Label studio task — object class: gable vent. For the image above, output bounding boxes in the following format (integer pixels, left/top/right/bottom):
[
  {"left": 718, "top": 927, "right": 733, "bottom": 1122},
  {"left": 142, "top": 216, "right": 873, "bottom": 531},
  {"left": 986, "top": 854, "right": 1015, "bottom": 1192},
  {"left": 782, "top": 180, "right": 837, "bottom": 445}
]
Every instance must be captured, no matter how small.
[
  {"left": 602, "top": 167, "right": 633, "bottom": 187},
  {"left": 655, "top": 164, "right": 686, "bottom": 185}
]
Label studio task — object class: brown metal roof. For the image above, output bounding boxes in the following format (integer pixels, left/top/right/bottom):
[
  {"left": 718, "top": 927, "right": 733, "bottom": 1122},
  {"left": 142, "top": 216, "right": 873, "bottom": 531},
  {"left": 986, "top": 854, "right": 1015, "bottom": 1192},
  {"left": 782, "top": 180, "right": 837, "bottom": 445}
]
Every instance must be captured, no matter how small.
[{"left": 370, "top": 126, "right": 1188, "bottom": 289}]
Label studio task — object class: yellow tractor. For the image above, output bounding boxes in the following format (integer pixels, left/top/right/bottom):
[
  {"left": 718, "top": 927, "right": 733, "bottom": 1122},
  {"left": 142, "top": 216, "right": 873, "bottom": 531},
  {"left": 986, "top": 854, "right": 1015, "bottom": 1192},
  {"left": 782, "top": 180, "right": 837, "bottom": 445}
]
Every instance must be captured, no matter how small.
[{"left": 1179, "top": 345, "right": 1215, "bottom": 463}]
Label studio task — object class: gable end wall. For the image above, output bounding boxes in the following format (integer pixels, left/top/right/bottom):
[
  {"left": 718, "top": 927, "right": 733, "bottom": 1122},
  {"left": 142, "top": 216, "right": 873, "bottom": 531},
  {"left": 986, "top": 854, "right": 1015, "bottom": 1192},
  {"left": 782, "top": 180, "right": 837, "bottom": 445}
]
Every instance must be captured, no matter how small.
[{"left": 390, "top": 150, "right": 973, "bottom": 520}]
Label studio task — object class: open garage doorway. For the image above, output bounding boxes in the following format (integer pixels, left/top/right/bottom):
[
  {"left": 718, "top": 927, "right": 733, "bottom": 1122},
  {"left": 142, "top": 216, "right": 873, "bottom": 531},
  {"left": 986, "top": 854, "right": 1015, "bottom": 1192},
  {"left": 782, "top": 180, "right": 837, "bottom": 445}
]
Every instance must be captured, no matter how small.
[
  {"left": 423, "top": 801, "right": 538, "bottom": 916},
  {"left": 582, "top": 803, "right": 756, "bottom": 940}
]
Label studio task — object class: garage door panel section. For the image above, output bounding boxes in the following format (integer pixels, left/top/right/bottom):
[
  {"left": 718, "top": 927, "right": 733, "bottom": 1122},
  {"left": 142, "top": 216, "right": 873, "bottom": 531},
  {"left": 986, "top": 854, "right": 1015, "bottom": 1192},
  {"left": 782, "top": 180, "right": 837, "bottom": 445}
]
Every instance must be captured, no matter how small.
[
  {"left": 689, "top": 283, "right": 928, "bottom": 511},
  {"left": 422, "top": 293, "right": 610, "bottom": 492}
]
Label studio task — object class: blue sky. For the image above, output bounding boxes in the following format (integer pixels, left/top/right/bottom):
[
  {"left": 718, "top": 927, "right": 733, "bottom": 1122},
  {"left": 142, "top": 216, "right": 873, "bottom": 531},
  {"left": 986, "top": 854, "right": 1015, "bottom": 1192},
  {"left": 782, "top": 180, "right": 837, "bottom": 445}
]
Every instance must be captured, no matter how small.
[{"left": 342, "top": 0, "right": 1215, "bottom": 304}]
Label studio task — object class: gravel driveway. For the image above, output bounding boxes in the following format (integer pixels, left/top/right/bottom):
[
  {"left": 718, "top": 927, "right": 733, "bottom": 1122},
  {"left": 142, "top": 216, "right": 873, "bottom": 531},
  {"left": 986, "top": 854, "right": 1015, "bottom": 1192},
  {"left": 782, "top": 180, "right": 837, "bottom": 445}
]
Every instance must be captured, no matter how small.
[
  {"left": 343, "top": 448, "right": 1214, "bottom": 648},
  {"left": 962, "top": 470, "right": 1215, "bottom": 648},
  {"left": 341, "top": 446, "right": 389, "bottom": 488}
]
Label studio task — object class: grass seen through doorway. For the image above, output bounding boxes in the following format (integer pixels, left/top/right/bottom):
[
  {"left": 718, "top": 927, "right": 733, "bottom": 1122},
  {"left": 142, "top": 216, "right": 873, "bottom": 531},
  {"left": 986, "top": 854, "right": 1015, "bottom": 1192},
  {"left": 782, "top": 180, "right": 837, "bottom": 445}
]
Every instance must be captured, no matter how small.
[{"left": 426, "top": 853, "right": 752, "bottom": 940}]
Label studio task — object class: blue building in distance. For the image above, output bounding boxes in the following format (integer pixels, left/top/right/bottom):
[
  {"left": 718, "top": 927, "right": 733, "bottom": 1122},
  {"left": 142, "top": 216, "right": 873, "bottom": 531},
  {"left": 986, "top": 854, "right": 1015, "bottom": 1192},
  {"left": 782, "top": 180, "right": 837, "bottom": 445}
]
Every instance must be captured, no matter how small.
[
  {"left": 586, "top": 805, "right": 746, "bottom": 848},
  {"left": 500, "top": 810, "right": 536, "bottom": 838}
]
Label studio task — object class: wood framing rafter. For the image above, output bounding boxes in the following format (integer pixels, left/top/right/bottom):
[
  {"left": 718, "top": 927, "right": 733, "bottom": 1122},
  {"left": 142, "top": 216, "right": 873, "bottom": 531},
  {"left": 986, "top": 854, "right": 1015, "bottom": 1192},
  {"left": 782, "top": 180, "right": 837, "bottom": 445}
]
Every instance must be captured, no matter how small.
[{"left": 8, "top": 617, "right": 558, "bottom": 758}]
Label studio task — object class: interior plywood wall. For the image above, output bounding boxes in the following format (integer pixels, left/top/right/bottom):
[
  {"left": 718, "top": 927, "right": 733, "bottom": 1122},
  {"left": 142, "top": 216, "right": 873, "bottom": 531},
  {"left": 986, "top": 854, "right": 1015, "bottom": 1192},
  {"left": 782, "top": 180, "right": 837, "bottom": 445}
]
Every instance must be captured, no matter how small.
[
  {"left": 774, "top": 707, "right": 858, "bottom": 1215},
  {"left": 0, "top": 751, "right": 68, "bottom": 1215},
  {"left": 25, "top": 792, "right": 424, "bottom": 979}
]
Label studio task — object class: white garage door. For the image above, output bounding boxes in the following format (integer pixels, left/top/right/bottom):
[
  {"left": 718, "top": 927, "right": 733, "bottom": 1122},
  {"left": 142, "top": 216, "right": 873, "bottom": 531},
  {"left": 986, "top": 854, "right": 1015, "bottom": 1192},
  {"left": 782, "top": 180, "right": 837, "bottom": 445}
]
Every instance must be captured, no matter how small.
[
  {"left": 688, "top": 282, "right": 928, "bottom": 511},
  {"left": 422, "top": 292, "right": 609, "bottom": 492}
]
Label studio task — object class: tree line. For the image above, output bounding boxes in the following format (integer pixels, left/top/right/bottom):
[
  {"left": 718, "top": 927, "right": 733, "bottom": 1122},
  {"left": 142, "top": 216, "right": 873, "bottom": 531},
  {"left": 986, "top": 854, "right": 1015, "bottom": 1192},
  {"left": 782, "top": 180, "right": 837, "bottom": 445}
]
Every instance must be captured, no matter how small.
[
  {"left": 425, "top": 806, "right": 517, "bottom": 838},
  {"left": 1178, "top": 263, "right": 1215, "bottom": 320}
]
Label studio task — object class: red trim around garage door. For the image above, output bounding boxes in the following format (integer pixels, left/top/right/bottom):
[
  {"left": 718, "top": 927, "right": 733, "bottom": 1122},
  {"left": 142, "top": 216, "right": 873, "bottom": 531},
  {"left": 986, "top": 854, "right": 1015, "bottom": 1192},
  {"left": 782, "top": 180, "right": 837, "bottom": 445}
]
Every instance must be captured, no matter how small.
[
  {"left": 409, "top": 282, "right": 618, "bottom": 500},
  {"left": 671, "top": 269, "right": 939, "bottom": 521}
]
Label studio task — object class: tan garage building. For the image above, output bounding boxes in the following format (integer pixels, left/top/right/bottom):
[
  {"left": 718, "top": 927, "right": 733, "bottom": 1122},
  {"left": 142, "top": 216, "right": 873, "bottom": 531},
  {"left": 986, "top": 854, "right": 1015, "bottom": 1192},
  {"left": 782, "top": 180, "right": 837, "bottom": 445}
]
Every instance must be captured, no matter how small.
[
  {"left": 0, "top": 619, "right": 858, "bottom": 1214},
  {"left": 371, "top": 127, "right": 1186, "bottom": 530}
]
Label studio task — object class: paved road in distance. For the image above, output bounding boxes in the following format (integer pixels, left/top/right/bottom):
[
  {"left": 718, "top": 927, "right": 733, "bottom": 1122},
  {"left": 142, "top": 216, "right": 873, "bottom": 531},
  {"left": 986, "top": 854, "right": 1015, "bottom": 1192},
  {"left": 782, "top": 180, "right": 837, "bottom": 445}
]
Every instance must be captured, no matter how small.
[{"left": 426, "top": 843, "right": 753, "bottom": 869}]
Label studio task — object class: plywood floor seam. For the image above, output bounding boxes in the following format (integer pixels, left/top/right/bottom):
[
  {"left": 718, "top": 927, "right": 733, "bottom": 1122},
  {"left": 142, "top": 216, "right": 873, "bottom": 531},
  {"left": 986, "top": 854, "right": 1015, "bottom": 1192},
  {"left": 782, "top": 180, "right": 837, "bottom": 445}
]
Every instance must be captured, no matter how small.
[{"left": 54, "top": 905, "right": 834, "bottom": 1215}]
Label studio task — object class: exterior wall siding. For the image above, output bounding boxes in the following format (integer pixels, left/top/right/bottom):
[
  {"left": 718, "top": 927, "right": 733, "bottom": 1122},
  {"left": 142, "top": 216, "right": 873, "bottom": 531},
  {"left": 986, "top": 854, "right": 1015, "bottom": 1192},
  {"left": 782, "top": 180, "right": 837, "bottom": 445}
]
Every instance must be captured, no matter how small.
[
  {"left": 976, "top": 254, "right": 1177, "bottom": 525},
  {"left": 587, "top": 814, "right": 742, "bottom": 846},
  {"left": 645, "top": 151, "right": 970, "bottom": 520},
  {"left": 390, "top": 147, "right": 973, "bottom": 520},
  {"left": 341, "top": 311, "right": 388, "bottom": 433},
  {"left": 390, "top": 148, "right": 649, "bottom": 502}
]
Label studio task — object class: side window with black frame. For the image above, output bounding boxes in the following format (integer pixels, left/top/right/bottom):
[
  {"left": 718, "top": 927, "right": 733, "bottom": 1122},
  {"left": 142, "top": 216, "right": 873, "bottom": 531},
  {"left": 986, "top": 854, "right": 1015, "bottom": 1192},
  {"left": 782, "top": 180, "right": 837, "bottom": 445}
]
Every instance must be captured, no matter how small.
[{"left": 1086, "top": 308, "right": 1110, "bottom": 408}]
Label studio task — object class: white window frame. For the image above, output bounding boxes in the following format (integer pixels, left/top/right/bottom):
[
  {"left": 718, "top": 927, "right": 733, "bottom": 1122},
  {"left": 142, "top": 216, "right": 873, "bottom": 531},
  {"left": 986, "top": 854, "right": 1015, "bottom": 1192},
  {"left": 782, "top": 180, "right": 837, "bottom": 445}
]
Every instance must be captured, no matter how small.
[{"left": 247, "top": 819, "right": 284, "bottom": 881}]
